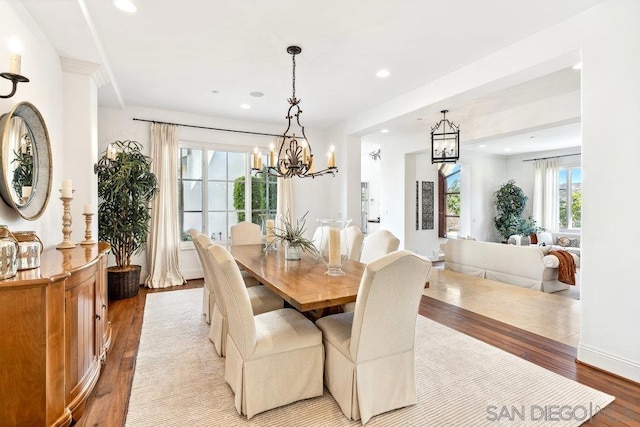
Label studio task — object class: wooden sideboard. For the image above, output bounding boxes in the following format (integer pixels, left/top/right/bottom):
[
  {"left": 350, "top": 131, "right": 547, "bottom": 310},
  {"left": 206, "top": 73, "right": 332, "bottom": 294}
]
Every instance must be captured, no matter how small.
[{"left": 0, "top": 243, "right": 111, "bottom": 426}]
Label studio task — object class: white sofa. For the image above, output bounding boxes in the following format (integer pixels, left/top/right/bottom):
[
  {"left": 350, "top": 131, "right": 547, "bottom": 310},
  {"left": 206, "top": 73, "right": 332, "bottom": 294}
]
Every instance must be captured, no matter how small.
[
  {"left": 444, "top": 239, "right": 571, "bottom": 293},
  {"left": 536, "top": 231, "right": 581, "bottom": 266}
]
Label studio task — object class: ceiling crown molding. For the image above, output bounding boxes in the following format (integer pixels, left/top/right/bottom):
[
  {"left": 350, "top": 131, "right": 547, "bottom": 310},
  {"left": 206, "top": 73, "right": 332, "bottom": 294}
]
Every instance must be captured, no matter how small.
[{"left": 60, "top": 57, "right": 109, "bottom": 87}]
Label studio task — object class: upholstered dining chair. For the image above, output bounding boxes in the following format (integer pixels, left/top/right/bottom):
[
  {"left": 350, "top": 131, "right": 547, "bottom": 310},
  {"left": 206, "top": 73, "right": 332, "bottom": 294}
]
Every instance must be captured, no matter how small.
[
  {"left": 229, "top": 221, "right": 261, "bottom": 287},
  {"left": 359, "top": 229, "right": 400, "bottom": 264},
  {"left": 196, "top": 234, "right": 284, "bottom": 357},
  {"left": 316, "top": 250, "right": 432, "bottom": 424},
  {"left": 344, "top": 226, "right": 365, "bottom": 261},
  {"left": 343, "top": 229, "right": 401, "bottom": 313},
  {"left": 209, "top": 244, "right": 324, "bottom": 419},
  {"left": 230, "top": 221, "right": 262, "bottom": 245},
  {"left": 189, "top": 228, "right": 213, "bottom": 323}
]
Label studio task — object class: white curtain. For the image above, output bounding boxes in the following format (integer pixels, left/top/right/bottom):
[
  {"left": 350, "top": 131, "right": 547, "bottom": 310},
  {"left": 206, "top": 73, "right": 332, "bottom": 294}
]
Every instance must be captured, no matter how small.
[
  {"left": 276, "top": 176, "right": 294, "bottom": 229},
  {"left": 145, "top": 123, "right": 185, "bottom": 288},
  {"left": 532, "top": 158, "right": 559, "bottom": 232}
]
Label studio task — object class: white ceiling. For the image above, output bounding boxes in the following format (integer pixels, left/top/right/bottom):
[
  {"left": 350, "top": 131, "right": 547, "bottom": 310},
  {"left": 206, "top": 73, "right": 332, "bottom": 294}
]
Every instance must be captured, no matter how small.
[{"left": 20, "top": 0, "right": 598, "bottom": 152}]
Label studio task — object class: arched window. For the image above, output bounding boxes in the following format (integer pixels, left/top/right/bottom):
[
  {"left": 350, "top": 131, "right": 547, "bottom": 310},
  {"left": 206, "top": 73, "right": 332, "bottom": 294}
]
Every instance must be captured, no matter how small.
[{"left": 438, "top": 164, "right": 460, "bottom": 238}]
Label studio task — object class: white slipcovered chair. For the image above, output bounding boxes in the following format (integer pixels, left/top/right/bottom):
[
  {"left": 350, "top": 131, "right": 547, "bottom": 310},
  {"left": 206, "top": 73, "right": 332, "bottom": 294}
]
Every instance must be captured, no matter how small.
[
  {"left": 189, "top": 228, "right": 214, "bottom": 323},
  {"left": 196, "top": 234, "right": 284, "bottom": 357},
  {"left": 343, "top": 229, "right": 401, "bottom": 312},
  {"left": 229, "top": 221, "right": 261, "bottom": 287},
  {"left": 344, "top": 226, "right": 365, "bottom": 262},
  {"left": 311, "top": 225, "right": 328, "bottom": 251},
  {"left": 209, "top": 244, "right": 324, "bottom": 418},
  {"left": 359, "top": 229, "right": 400, "bottom": 264},
  {"left": 316, "top": 250, "right": 432, "bottom": 424},
  {"left": 230, "top": 221, "right": 262, "bottom": 245}
]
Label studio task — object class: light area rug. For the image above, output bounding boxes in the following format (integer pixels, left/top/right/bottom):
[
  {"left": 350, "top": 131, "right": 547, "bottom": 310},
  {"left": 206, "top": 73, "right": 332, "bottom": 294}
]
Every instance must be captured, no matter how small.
[{"left": 126, "top": 288, "right": 613, "bottom": 426}]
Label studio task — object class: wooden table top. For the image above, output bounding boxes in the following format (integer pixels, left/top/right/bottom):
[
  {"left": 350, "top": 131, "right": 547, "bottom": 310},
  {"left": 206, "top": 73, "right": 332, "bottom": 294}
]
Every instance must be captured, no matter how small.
[{"left": 229, "top": 244, "right": 365, "bottom": 312}]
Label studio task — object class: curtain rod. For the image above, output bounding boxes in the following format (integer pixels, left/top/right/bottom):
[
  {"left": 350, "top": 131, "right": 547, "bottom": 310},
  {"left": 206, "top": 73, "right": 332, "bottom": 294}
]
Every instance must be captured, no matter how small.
[
  {"left": 522, "top": 152, "right": 581, "bottom": 162},
  {"left": 132, "top": 118, "right": 286, "bottom": 139}
]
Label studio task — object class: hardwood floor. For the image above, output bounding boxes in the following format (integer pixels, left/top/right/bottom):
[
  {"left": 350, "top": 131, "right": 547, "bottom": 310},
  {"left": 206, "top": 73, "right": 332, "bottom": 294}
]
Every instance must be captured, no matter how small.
[{"left": 76, "top": 281, "right": 640, "bottom": 426}]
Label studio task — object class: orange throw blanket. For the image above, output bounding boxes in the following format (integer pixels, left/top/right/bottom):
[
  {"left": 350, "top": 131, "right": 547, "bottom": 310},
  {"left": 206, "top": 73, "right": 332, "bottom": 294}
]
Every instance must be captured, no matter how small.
[{"left": 549, "top": 250, "right": 576, "bottom": 285}]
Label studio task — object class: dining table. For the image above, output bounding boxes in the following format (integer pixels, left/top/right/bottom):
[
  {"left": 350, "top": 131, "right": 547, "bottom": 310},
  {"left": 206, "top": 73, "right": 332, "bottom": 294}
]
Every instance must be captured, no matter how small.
[{"left": 229, "top": 244, "right": 365, "bottom": 317}]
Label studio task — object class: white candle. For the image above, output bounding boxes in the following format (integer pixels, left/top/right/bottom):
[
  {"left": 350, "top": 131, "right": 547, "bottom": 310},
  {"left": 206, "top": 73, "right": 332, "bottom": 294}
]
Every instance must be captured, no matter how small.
[
  {"left": 9, "top": 53, "right": 21, "bottom": 74},
  {"left": 266, "top": 219, "right": 275, "bottom": 243},
  {"left": 8, "top": 36, "right": 22, "bottom": 75},
  {"left": 301, "top": 141, "right": 308, "bottom": 165},
  {"left": 61, "top": 179, "right": 73, "bottom": 198},
  {"left": 252, "top": 147, "right": 259, "bottom": 169},
  {"left": 21, "top": 186, "right": 31, "bottom": 199},
  {"left": 257, "top": 154, "right": 263, "bottom": 170},
  {"left": 84, "top": 204, "right": 93, "bottom": 215},
  {"left": 269, "top": 143, "right": 276, "bottom": 167},
  {"left": 328, "top": 227, "right": 341, "bottom": 266},
  {"left": 328, "top": 144, "right": 336, "bottom": 168}
]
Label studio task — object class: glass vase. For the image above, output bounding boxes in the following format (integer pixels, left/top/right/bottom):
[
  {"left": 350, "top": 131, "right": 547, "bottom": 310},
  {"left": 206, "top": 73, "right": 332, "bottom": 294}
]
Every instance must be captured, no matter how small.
[
  {"left": 318, "top": 218, "right": 351, "bottom": 276},
  {"left": 260, "top": 213, "right": 277, "bottom": 252}
]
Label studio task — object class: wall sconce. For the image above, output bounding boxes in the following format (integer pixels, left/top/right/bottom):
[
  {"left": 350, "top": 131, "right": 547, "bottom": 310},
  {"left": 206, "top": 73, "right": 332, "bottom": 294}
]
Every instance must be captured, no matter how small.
[
  {"left": 1, "top": 37, "right": 29, "bottom": 99},
  {"left": 431, "top": 109, "right": 460, "bottom": 164}
]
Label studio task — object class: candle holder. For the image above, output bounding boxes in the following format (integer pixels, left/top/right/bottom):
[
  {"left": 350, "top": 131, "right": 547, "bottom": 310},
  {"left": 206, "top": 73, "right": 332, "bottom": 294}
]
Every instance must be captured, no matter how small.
[
  {"left": 317, "top": 218, "right": 351, "bottom": 276},
  {"left": 56, "top": 190, "right": 77, "bottom": 249},
  {"left": 260, "top": 213, "right": 278, "bottom": 253},
  {"left": 81, "top": 213, "right": 95, "bottom": 246}
]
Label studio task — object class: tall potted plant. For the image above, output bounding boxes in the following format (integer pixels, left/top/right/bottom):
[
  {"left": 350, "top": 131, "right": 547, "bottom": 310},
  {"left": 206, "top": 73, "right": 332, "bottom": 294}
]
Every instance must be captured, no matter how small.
[
  {"left": 95, "top": 140, "right": 158, "bottom": 299},
  {"left": 493, "top": 179, "right": 528, "bottom": 242}
]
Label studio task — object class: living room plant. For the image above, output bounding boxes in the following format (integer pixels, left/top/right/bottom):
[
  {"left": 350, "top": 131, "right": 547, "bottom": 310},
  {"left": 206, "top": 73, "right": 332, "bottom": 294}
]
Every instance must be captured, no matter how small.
[
  {"left": 267, "top": 210, "right": 318, "bottom": 260},
  {"left": 493, "top": 179, "right": 528, "bottom": 241},
  {"left": 95, "top": 140, "right": 158, "bottom": 299}
]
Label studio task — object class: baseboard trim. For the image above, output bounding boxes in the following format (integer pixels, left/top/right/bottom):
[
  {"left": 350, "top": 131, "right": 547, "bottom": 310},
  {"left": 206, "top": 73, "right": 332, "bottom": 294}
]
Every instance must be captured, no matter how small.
[
  {"left": 181, "top": 269, "right": 203, "bottom": 281},
  {"left": 577, "top": 342, "right": 640, "bottom": 383}
]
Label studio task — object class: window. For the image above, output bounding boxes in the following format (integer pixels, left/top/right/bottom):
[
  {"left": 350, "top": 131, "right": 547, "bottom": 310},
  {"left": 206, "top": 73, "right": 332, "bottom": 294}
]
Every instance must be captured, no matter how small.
[
  {"left": 179, "top": 145, "right": 277, "bottom": 242},
  {"left": 438, "top": 164, "right": 460, "bottom": 238},
  {"left": 558, "top": 167, "right": 581, "bottom": 230}
]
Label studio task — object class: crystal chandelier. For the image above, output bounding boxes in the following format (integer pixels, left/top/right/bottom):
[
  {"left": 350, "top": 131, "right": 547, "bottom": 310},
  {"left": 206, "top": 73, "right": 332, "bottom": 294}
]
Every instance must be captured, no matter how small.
[
  {"left": 431, "top": 110, "right": 460, "bottom": 164},
  {"left": 251, "top": 46, "right": 337, "bottom": 178}
]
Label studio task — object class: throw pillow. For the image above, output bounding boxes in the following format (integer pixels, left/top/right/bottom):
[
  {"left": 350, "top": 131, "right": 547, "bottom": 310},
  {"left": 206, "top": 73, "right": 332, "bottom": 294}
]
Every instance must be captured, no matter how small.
[
  {"left": 557, "top": 236, "right": 571, "bottom": 247},
  {"left": 569, "top": 238, "right": 580, "bottom": 248},
  {"left": 537, "top": 231, "right": 553, "bottom": 246}
]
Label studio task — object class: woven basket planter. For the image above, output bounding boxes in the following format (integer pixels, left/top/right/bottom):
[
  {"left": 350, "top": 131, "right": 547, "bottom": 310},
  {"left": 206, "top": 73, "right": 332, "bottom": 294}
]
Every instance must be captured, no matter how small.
[{"left": 108, "top": 265, "right": 141, "bottom": 300}]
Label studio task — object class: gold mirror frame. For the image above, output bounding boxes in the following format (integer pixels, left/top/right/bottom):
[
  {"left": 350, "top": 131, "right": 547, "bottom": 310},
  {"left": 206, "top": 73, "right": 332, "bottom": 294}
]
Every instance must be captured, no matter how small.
[{"left": 0, "top": 102, "right": 52, "bottom": 220}]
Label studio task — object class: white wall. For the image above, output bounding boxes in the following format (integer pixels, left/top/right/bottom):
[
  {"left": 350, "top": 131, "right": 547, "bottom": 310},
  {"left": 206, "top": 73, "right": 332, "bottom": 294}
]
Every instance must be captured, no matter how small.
[
  {"left": 0, "top": 2, "right": 64, "bottom": 249},
  {"left": 578, "top": 0, "right": 640, "bottom": 382}
]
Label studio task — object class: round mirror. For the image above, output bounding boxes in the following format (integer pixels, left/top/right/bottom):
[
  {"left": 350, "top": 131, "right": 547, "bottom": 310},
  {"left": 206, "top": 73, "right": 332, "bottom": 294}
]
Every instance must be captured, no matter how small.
[{"left": 0, "top": 102, "right": 52, "bottom": 220}]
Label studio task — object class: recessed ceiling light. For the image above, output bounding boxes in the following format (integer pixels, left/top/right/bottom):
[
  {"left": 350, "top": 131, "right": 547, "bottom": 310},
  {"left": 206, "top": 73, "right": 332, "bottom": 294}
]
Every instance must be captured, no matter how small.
[
  {"left": 479, "top": 144, "right": 487, "bottom": 148},
  {"left": 113, "top": 0, "right": 137, "bottom": 13},
  {"left": 249, "top": 91, "right": 264, "bottom": 98},
  {"left": 503, "top": 147, "right": 512, "bottom": 152},
  {"left": 240, "top": 104, "right": 251, "bottom": 109},
  {"left": 572, "top": 62, "right": 582, "bottom": 70},
  {"left": 530, "top": 135, "right": 535, "bottom": 139},
  {"left": 211, "top": 90, "right": 220, "bottom": 94},
  {"left": 376, "top": 69, "right": 390, "bottom": 78},
  {"left": 380, "top": 129, "right": 389, "bottom": 133}
]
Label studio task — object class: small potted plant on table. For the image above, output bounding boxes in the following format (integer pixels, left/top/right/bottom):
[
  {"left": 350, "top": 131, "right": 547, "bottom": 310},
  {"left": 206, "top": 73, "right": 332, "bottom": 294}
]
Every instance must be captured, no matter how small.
[{"left": 268, "top": 211, "right": 318, "bottom": 260}]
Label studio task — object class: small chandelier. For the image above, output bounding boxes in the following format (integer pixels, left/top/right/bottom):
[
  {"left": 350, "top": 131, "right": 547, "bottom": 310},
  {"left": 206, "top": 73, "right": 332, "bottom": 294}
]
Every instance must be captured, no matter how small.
[
  {"left": 431, "top": 109, "right": 460, "bottom": 164},
  {"left": 251, "top": 46, "right": 337, "bottom": 178}
]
